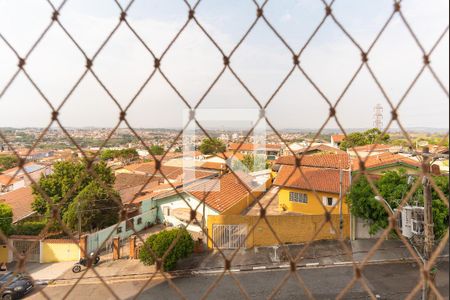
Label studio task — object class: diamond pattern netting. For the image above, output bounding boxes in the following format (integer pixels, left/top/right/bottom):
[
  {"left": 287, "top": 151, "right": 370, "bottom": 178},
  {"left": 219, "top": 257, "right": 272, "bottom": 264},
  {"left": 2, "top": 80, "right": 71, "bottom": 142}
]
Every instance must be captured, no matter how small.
[{"left": 0, "top": 0, "right": 448, "bottom": 299}]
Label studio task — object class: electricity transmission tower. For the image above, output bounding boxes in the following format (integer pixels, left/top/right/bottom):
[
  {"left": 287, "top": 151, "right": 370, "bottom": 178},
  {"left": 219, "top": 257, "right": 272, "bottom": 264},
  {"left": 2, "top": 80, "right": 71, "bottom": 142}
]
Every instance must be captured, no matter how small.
[{"left": 373, "top": 104, "right": 384, "bottom": 130}]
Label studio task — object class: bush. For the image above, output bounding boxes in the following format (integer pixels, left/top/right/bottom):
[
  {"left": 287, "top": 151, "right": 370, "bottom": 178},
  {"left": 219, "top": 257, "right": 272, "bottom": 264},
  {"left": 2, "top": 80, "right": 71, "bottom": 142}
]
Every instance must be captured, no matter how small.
[
  {"left": 12, "top": 221, "right": 46, "bottom": 236},
  {"left": 139, "top": 228, "right": 194, "bottom": 271}
]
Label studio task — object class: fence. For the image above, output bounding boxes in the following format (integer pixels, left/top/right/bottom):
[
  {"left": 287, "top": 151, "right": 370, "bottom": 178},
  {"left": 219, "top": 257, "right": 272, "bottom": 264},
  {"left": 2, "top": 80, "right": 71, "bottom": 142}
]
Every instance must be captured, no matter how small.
[
  {"left": 86, "top": 208, "right": 157, "bottom": 254},
  {"left": 0, "top": 0, "right": 448, "bottom": 299}
]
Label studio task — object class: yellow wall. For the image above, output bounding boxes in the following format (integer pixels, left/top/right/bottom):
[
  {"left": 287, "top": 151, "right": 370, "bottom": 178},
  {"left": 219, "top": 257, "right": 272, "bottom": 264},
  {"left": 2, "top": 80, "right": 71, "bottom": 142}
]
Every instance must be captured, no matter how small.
[
  {"left": 207, "top": 214, "right": 350, "bottom": 248},
  {"left": 42, "top": 241, "right": 80, "bottom": 263},
  {"left": 278, "top": 187, "right": 349, "bottom": 215},
  {"left": 0, "top": 245, "right": 8, "bottom": 263}
]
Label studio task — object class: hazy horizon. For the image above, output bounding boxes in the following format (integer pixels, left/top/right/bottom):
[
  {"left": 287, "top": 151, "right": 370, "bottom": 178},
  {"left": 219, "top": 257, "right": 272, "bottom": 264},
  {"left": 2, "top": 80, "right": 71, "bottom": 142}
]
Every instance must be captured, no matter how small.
[{"left": 1, "top": 0, "right": 449, "bottom": 131}]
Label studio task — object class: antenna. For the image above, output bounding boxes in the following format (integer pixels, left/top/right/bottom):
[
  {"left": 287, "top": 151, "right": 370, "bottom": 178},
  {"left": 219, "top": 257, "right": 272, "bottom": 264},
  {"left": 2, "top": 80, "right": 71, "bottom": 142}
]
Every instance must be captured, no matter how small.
[{"left": 373, "top": 104, "right": 384, "bottom": 130}]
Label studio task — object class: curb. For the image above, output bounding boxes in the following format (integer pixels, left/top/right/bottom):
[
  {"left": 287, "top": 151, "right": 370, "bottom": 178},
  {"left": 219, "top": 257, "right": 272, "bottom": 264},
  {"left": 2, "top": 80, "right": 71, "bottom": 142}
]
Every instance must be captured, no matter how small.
[{"left": 45, "top": 255, "right": 449, "bottom": 286}]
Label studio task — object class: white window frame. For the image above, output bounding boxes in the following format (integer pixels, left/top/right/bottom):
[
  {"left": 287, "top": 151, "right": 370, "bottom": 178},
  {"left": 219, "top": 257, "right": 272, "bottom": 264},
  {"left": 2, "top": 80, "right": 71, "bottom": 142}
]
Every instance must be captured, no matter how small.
[
  {"left": 289, "top": 192, "right": 308, "bottom": 204},
  {"left": 323, "top": 197, "right": 337, "bottom": 207}
]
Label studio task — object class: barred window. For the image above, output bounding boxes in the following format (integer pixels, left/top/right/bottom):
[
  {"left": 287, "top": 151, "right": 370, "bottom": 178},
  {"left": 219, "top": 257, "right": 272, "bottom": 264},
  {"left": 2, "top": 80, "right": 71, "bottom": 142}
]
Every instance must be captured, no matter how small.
[{"left": 289, "top": 192, "right": 308, "bottom": 204}]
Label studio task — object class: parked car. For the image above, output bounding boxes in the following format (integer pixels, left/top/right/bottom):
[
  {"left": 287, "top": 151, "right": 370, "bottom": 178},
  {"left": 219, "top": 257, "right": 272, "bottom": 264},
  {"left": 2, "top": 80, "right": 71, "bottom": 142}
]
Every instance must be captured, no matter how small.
[{"left": 0, "top": 272, "right": 33, "bottom": 300}]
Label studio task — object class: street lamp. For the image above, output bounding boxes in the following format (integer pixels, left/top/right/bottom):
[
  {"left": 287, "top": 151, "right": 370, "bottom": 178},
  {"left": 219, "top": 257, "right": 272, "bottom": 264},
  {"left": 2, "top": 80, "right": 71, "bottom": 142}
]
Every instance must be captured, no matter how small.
[{"left": 374, "top": 196, "right": 395, "bottom": 215}]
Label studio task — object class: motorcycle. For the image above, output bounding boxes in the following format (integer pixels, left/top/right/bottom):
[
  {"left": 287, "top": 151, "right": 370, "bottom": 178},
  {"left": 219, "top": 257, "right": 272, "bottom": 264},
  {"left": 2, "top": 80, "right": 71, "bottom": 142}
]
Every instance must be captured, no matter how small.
[{"left": 72, "top": 252, "right": 101, "bottom": 273}]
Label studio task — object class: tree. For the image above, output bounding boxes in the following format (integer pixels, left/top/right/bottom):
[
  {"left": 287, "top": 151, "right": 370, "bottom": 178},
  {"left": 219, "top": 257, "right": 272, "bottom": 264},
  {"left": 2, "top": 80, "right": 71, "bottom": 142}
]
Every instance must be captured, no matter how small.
[
  {"left": 63, "top": 182, "right": 120, "bottom": 232},
  {"left": 340, "top": 128, "right": 390, "bottom": 150},
  {"left": 0, "top": 155, "right": 19, "bottom": 172},
  {"left": 100, "top": 149, "right": 139, "bottom": 163},
  {"left": 348, "top": 170, "right": 449, "bottom": 238},
  {"left": 139, "top": 228, "right": 194, "bottom": 271},
  {"left": 198, "top": 138, "right": 226, "bottom": 155},
  {"left": 32, "top": 161, "right": 115, "bottom": 221},
  {"left": 233, "top": 154, "right": 268, "bottom": 173},
  {"left": 150, "top": 145, "right": 165, "bottom": 156},
  {"left": 0, "top": 203, "right": 13, "bottom": 235}
]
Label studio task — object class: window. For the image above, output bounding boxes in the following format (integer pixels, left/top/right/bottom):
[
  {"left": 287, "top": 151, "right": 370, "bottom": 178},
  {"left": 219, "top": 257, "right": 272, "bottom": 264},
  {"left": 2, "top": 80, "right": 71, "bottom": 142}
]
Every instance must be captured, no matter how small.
[
  {"left": 137, "top": 217, "right": 142, "bottom": 225},
  {"left": 323, "top": 197, "right": 336, "bottom": 207},
  {"left": 289, "top": 192, "right": 308, "bottom": 203},
  {"left": 116, "top": 226, "right": 122, "bottom": 234},
  {"left": 327, "top": 198, "right": 334, "bottom": 206}
]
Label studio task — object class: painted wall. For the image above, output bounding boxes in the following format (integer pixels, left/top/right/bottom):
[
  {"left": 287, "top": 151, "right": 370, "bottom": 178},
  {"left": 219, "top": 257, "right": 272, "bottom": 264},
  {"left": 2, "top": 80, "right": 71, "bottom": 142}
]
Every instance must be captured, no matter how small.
[
  {"left": 278, "top": 187, "right": 349, "bottom": 215},
  {"left": 41, "top": 240, "right": 80, "bottom": 263},
  {"left": 0, "top": 245, "right": 8, "bottom": 263},
  {"left": 86, "top": 209, "right": 157, "bottom": 253},
  {"left": 156, "top": 194, "right": 219, "bottom": 225},
  {"left": 207, "top": 214, "right": 350, "bottom": 248}
]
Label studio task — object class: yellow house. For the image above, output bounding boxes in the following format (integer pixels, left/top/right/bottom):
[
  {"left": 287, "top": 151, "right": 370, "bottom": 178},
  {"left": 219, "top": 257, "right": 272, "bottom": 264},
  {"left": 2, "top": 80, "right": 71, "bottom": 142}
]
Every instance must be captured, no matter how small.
[{"left": 274, "top": 165, "right": 351, "bottom": 215}]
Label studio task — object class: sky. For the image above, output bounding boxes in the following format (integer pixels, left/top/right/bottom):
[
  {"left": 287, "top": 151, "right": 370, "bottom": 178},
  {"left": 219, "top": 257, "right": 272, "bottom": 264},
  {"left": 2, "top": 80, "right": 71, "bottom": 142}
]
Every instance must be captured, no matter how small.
[{"left": 0, "top": 0, "right": 448, "bottom": 131}]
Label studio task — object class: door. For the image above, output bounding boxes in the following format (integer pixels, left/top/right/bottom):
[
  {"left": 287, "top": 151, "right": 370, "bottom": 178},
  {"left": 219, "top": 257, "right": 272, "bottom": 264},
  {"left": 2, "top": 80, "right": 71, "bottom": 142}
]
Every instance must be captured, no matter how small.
[
  {"left": 13, "top": 240, "right": 40, "bottom": 262},
  {"left": 212, "top": 224, "right": 247, "bottom": 249}
]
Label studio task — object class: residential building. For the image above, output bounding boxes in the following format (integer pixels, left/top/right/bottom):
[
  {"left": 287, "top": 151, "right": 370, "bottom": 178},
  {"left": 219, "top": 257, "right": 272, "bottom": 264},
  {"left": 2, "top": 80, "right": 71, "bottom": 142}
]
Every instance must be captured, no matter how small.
[
  {"left": 139, "top": 172, "right": 270, "bottom": 235},
  {"left": 0, "top": 187, "right": 38, "bottom": 224},
  {"left": 274, "top": 165, "right": 351, "bottom": 215},
  {"left": 2, "top": 163, "right": 52, "bottom": 187},
  {"left": 331, "top": 135, "right": 345, "bottom": 148},
  {"left": 352, "top": 152, "right": 421, "bottom": 176},
  {"left": 228, "top": 143, "right": 282, "bottom": 160}
]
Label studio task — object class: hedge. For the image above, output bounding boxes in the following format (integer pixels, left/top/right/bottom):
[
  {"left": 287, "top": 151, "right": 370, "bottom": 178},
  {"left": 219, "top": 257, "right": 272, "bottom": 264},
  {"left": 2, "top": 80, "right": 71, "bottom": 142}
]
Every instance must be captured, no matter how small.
[{"left": 139, "top": 228, "right": 194, "bottom": 271}]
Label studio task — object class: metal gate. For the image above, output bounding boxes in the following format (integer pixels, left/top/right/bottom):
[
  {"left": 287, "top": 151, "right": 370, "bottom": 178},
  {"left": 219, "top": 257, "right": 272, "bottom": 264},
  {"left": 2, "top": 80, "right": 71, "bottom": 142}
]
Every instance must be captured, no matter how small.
[
  {"left": 12, "top": 240, "right": 40, "bottom": 262},
  {"left": 212, "top": 224, "right": 247, "bottom": 249}
]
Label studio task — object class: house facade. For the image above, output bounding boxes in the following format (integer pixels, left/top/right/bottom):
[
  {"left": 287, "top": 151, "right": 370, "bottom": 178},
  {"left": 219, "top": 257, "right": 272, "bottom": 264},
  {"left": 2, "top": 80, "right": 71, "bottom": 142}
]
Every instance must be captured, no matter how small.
[{"left": 274, "top": 165, "right": 351, "bottom": 215}]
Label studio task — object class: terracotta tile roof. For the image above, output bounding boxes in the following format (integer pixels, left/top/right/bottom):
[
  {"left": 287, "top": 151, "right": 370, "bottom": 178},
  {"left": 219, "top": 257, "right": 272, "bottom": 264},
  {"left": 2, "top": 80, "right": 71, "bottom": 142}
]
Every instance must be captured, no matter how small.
[
  {"left": 123, "top": 162, "right": 184, "bottom": 180},
  {"left": 114, "top": 173, "right": 160, "bottom": 191},
  {"left": 0, "top": 174, "right": 17, "bottom": 185},
  {"left": 331, "top": 135, "right": 345, "bottom": 143},
  {"left": 352, "top": 153, "right": 421, "bottom": 171},
  {"left": 228, "top": 143, "right": 282, "bottom": 152},
  {"left": 351, "top": 144, "right": 392, "bottom": 153},
  {"left": 215, "top": 152, "right": 245, "bottom": 161},
  {"left": 200, "top": 162, "right": 227, "bottom": 171},
  {"left": 188, "top": 172, "right": 260, "bottom": 213},
  {"left": 294, "top": 144, "right": 346, "bottom": 155},
  {"left": 275, "top": 154, "right": 351, "bottom": 170},
  {"left": 274, "top": 165, "right": 351, "bottom": 194},
  {"left": 131, "top": 170, "right": 219, "bottom": 204},
  {"left": 0, "top": 187, "right": 35, "bottom": 223}
]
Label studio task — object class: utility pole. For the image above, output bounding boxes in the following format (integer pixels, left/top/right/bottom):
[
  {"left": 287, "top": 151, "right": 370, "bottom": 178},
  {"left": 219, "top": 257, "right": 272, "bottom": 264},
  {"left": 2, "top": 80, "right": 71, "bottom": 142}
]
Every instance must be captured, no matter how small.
[
  {"left": 422, "top": 147, "right": 435, "bottom": 300},
  {"left": 78, "top": 201, "right": 82, "bottom": 240},
  {"left": 339, "top": 167, "right": 343, "bottom": 239},
  {"left": 422, "top": 147, "right": 435, "bottom": 260}
]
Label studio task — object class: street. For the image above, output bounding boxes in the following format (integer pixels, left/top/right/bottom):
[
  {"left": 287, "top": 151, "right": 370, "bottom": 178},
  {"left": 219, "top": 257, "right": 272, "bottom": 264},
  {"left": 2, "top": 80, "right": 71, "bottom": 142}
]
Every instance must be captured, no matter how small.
[{"left": 27, "top": 261, "right": 449, "bottom": 299}]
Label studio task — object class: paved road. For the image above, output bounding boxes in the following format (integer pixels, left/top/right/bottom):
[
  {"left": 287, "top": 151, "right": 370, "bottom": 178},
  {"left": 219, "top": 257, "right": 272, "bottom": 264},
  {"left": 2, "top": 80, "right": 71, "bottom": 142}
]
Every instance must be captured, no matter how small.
[{"left": 28, "top": 261, "right": 449, "bottom": 300}]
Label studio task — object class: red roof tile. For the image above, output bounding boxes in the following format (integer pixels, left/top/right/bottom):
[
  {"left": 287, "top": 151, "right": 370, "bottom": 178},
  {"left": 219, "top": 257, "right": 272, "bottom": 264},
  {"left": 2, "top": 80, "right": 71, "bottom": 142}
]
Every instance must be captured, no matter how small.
[
  {"left": 331, "top": 135, "right": 345, "bottom": 143},
  {"left": 188, "top": 173, "right": 259, "bottom": 213},
  {"left": 352, "top": 153, "right": 421, "bottom": 171},
  {"left": 275, "top": 154, "right": 350, "bottom": 170},
  {"left": 0, "top": 187, "right": 35, "bottom": 223},
  {"left": 274, "top": 165, "right": 351, "bottom": 194}
]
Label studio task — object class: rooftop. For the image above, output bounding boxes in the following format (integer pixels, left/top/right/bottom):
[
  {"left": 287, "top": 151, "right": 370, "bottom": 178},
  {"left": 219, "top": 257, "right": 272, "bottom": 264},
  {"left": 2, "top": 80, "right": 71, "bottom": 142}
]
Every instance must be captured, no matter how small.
[
  {"left": 275, "top": 153, "right": 351, "bottom": 170},
  {"left": 0, "top": 187, "right": 35, "bottom": 223},
  {"left": 274, "top": 165, "right": 351, "bottom": 195}
]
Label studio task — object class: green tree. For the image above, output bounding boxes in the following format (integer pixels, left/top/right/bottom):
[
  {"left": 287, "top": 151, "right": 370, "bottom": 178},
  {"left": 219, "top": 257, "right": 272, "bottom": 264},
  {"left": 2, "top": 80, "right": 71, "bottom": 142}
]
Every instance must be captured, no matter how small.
[
  {"left": 63, "top": 182, "right": 120, "bottom": 232},
  {"left": 150, "top": 145, "right": 165, "bottom": 156},
  {"left": 0, "top": 155, "right": 19, "bottom": 172},
  {"left": 139, "top": 228, "right": 194, "bottom": 271},
  {"left": 233, "top": 154, "right": 268, "bottom": 173},
  {"left": 348, "top": 170, "right": 449, "bottom": 238},
  {"left": 0, "top": 203, "right": 13, "bottom": 235},
  {"left": 340, "top": 128, "right": 390, "bottom": 150},
  {"left": 100, "top": 149, "right": 139, "bottom": 163},
  {"left": 198, "top": 138, "right": 226, "bottom": 155},
  {"left": 32, "top": 161, "right": 115, "bottom": 219}
]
